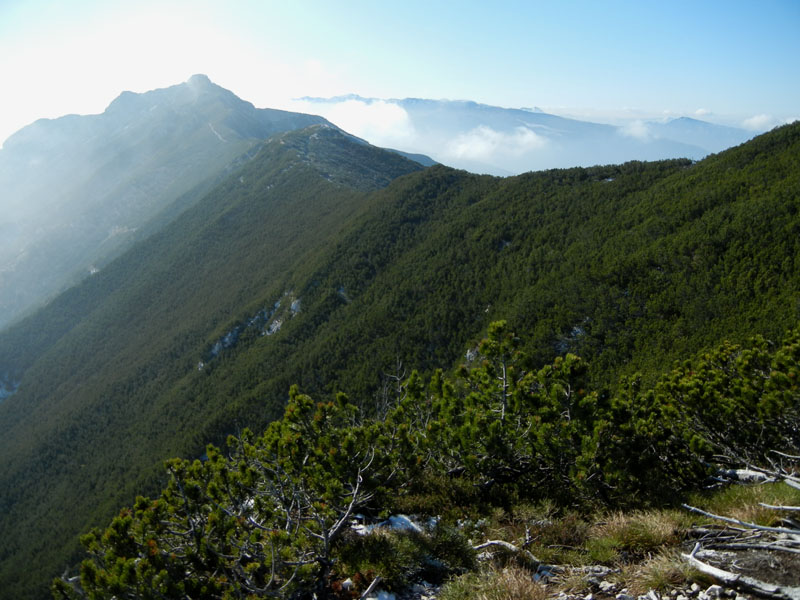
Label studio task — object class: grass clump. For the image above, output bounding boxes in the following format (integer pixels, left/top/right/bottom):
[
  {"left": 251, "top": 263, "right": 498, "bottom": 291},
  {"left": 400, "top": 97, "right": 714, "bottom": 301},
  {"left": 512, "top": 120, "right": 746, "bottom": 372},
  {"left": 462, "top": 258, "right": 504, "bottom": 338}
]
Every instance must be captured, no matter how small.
[
  {"left": 592, "top": 510, "right": 686, "bottom": 557},
  {"left": 688, "top": 480, "right": 800, "bottom": 526},
  {"left": 439, "top": 565, "right": 546, "bottom": 600},
  {"left": 620, "top": 549, "right": 703, "bottom": 595}
]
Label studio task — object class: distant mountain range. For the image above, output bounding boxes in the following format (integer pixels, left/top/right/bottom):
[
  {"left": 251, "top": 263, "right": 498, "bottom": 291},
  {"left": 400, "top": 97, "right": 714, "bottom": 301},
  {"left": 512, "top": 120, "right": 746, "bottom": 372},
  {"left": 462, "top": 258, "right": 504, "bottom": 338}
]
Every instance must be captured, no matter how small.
[{"left": 297, "top": 95, "right": 756, "bottom": 175}]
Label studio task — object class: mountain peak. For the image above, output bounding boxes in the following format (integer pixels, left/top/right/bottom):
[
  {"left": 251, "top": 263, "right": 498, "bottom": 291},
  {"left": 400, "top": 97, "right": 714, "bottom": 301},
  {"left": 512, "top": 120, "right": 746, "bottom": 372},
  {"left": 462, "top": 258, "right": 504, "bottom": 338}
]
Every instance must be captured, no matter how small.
[{"left": 187, "top": 73, "right": 213, "bottom": 87}]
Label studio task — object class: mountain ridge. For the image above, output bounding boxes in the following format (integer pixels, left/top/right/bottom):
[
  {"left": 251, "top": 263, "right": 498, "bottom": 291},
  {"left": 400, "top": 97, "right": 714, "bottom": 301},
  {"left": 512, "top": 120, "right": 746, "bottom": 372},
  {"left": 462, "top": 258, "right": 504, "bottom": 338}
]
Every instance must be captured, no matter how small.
[{"left": 0, "top": 75, "right": 330, "bottom": 330}]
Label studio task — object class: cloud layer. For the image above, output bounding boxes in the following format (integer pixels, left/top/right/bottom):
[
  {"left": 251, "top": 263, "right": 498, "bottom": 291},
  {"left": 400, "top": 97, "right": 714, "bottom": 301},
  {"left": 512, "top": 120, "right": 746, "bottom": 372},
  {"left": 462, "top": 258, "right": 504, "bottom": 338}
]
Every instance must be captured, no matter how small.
[
  {"left": 289, "top": 99, "right": 417, "bottom": 149},
  {"left": 741, "top": 114, "right": 779, "bottom": 131},
  {"left": 443, "top": 125, "right": 547, "bottom": 162}
]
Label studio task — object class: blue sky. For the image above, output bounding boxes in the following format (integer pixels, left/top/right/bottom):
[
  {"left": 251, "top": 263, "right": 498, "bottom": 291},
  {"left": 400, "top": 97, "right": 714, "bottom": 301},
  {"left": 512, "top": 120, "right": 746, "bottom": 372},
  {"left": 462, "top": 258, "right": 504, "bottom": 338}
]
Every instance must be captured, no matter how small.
[{"left": 1, "top": 0, "right": 798, "bottom": 145}]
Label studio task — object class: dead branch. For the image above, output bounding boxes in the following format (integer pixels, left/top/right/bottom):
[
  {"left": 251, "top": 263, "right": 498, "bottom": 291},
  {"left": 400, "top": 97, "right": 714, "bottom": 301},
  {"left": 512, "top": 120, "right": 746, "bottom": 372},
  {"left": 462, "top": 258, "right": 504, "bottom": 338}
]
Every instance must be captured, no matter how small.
[
  {"left": 473, "top": 539, "right": 541, "bottom": 568},
  {"left": 746, "top": 464, "right": 800, "bottom": 486},
  {"left": 771, "top": 451, "right": 800, "bottom": 460},
  {"left": 682, "top": 504, "right": 800, "bottom": 536},
  {"left": 760, "top": 503, "right": 800, "bottom": 512},
  {"left": 703, "top": 542, "right": 800, "bottom": 555},
  {"left": 683, "top": 542, "right": 800, "bottom": 600},
  {"left": 359, "top": 575, "right": 383, "bottom": 600}
]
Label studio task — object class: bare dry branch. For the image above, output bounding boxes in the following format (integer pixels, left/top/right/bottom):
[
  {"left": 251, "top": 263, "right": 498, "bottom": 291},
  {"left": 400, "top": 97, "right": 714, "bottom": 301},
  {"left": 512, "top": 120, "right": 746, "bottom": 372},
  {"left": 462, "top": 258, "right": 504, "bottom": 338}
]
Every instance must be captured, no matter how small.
[
  {"left": 760, "top": 503, "right": 800, "bottom": 512},
  {"left": 682, "top": 504, "right": 800, "bottom": 535},
  {"left": 771, "top": 451, "right": 800, "bottom": 460},
  {"left": 473, "top": 539, "right": 541, "bottom": 568},
  {"left": 683, "top": 542, "right": 800, "bottom": 600},
  {"left": 359, "top": 575, "right": 383, "bottom": 600}
]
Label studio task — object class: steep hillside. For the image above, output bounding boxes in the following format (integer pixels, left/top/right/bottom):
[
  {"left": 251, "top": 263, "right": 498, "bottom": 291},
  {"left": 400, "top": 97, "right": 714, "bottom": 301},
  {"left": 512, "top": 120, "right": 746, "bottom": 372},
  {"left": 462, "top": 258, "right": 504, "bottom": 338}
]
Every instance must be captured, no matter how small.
[
  {"left": 0, "top": 74, "right": 328, "bottom": 329},
  {"left": 0, "top": 123, "right": 798, "bottom": 598},
  {"left": 0, "top": 125, "right": 423, "bottom": 599}
]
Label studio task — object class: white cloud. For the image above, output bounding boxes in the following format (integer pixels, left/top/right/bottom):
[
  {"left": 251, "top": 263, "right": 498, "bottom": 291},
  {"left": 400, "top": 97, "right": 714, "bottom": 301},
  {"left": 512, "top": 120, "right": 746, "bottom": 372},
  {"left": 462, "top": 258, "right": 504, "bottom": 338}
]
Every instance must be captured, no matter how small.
[
  {"left": 443, "top": 125, "right": 547, "bottom": 162},
  {"left": 694, "top": 108, "right": 712, "bottom": 117},
  {"left": 741, "top": 114, "right": 779, "bottom": 131},
  {"left": 289, "top": 99, "right": 416, "bottom": 148},
  {"left": 619, "top": 120, "right": 652, "bottom": 141}
]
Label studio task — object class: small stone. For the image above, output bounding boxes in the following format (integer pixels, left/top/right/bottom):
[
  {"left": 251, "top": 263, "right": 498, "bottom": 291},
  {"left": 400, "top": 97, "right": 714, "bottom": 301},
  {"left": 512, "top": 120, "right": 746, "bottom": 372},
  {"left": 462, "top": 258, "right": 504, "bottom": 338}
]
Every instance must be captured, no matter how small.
[
  {"left": 669, "top": 591, "right": 678, "bottom": 597},
  {"left": 599, "top": 580, "right": 617, "bottom": 593},
  {"left": 676, "top": 594, "right": 689, "bottom": 600},
  {"left": 705, "top": 586, "right": 723, "bottom": 599},
  {"left": 691, "top": 584, "right": 701, "bottom": 594},
  {"left": 585, "top": 593, "right": 594, "bottom": 600},
  {"left": 617, "top": 594, "right": 636, "bottom": 600}
]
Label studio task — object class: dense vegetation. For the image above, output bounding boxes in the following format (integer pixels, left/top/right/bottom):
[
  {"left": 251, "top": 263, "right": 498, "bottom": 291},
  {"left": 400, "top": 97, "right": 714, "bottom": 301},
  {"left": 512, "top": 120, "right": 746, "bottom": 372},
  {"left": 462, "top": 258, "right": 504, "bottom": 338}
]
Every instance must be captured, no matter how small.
[
  {"left": 52, "top": 322, "right": 800, "bottom": 598},
  {"left": 0, "top": 122, "right": 798, "bottom": 598}
]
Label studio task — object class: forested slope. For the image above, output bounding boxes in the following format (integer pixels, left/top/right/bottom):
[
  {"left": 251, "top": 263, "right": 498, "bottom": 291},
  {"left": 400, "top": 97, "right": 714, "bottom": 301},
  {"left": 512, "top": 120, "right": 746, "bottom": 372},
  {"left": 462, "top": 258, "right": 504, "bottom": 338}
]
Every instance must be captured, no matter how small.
[
  {"left": 0, "top": 125, "right": 423, "bottom": 598},
  {"left": 0, "top": 122, "right": 798, "bottom": 598}
]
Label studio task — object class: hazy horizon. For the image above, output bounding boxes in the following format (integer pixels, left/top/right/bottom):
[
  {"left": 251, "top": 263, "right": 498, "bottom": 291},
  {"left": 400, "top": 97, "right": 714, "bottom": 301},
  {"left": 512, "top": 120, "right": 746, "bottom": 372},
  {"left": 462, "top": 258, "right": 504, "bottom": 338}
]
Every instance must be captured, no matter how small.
[{"left": 2, "top": 0, "right": 798, "bottom": 148}]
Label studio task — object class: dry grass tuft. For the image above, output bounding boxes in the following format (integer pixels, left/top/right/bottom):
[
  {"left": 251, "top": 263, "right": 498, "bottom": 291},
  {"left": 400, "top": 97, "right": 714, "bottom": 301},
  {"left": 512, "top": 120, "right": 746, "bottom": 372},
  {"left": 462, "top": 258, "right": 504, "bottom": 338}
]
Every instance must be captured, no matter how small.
[
  {"left": 592, "top": 510, "right": 684, "bottom": 555},
  {"left": 620, "top": 549, "right": 700, "bottom": 595},
  {"left": 439, "top": 565, "right": 546, "bottom": 600}
]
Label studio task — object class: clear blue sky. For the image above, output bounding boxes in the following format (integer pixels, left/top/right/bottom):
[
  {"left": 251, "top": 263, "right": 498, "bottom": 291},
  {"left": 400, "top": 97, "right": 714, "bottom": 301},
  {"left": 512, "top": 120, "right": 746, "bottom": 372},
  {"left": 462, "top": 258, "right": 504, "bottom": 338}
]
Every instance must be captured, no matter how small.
[{"left": 1, "top": 0, "right": 798, "bottom": 145}]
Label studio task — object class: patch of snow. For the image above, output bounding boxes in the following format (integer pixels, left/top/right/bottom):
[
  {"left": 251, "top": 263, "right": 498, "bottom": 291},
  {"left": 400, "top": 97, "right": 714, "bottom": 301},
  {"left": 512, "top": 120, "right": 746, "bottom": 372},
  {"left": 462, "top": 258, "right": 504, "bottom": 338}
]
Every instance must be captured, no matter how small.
[{"left": 290, "top": 299, "right": 301, "bottom": 315}]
